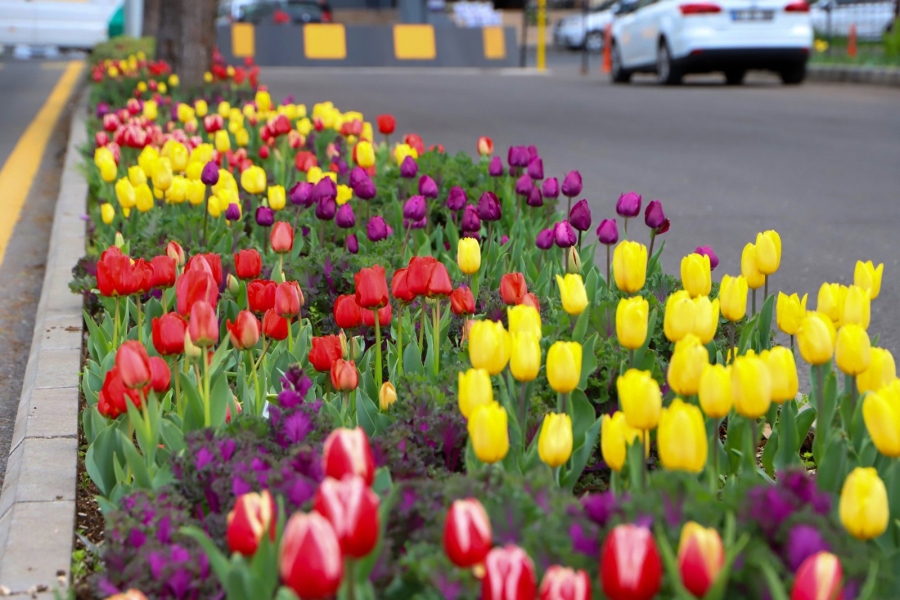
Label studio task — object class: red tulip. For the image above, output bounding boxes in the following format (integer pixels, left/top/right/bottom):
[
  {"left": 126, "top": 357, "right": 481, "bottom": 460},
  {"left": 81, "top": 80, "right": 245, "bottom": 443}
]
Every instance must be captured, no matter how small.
[
  {"left": 227, "top": 490, "right": 276, "bottom": 557},
  {"left": 376, "top": 114, "right": 396, "bottom": 135},
  {"left": 322, "top": 427, "right": 375, "bottom": 486},
  {"left": 330, "top": 359, "right": 359, "bottom": 392},
  {"left": 97, "top": 365, "right": 142, "bottom": 418},
  {"left": 354, "top": 265, "right": 389, "bottom": 309},
  {"left": 131, "top": 258, "right": 154, "bottom": 295},
  {"left": 540, "top": 566, "right": 591, "bottom": 600},
  {"left": 148, "top": 357, "right": 171, "bottom": 393},
  {"left": 116, "top": 341, "right": 152, "bottom": 389},
  {"left": 677, "top": 522, "right": 724, "bottom": 599},
  {"left": 149, "top": 255, "right": 177, "bottom": 289},
  {"left": 450, "top": 287, "right": 475, "bottom": 316},
  {"left": 483, "top": 545, "right": 537, "bottom": 600},
  {"left": 152, "top": 312, "right": 187, "bottom": 356},
  {"left": 97, "top": 247, "right": 142, "bottom": 297},
  {"left": 189, "top": 301, "right": 219, "bottom": 346},
  {"left": 334, "top": 294, "right": 362, "bottom": 329},
  {"left": 500, "top": 273, "right": 528, "bottom": 305},
  {"left": 227, "top": 310, "right": 261, "bottom": 350},
  {"left": 175, "top": 269, "right": 218, "bottom": 316},
  {"left": 314, "top": 475, "right": 380, "bottom": 558},
  {"left": 407, "top": 256, "right": 438, "bottom": 297},
  {"left": 361, "top": 303, "right": 391, "bottom": 328},
  {"left": 391, "top": 267, "right": 415, "bottom": 304},
  {"left": 443, "top": 498, "right": 492, "bottom": 568},
  {"left": 279, "top": 512, "right": 343, "bottom": 600},
  {"left": 248, "top": 279, "right": 276, "bottom": 313},
  {"left": 791, "top": 552, "right": 843, "bottom": 600},
  {"left": 234, "top": 249, "right": 262, "bottom": 280},
  {"left": 186, "top": 253, "right": 223, "bottom": 286},
  {"left": 522, "top": 292, "right": 541, "bottom": 313},
  {"left": 426, "top": 262, "right": 453, "bottom": 298},
  {"left": 477, "top": 136, "right": 494, "bottom": 156},
  {"left": 404, "top": 133, "right": 425, "bottom": 156},
  {"left": 600, "top": 525, "right": 662, "bottom": 600},
  {"left": 166, "top": 240, "right": 186, "bottom": 266},
  {"left": 271, "top": 221, "right": 294, "bottom": 253},
  {"left": 275, "top": 281, "right": 302, "bottom": 317},
  {"left": 262, "top": 309, "right": 289, "bottom": 340}
]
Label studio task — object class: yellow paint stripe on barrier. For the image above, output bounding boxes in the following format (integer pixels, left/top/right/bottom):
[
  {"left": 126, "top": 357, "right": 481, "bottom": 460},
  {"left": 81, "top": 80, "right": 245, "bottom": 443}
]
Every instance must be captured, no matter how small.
[
  {"left": 0, "top": 61, "right": 82, "bottom": 268},
  {"left": 482, "top": 27, "right": 506, "bottom": 60},
  {"left": 232, "top": 23, "right": 255, "bottom": 58},
  {"left": 393, "top": 24, "right": 436, "bottom": 60},
  {"left": 304, "top": 24, "right": 347, "bottom": 59}
]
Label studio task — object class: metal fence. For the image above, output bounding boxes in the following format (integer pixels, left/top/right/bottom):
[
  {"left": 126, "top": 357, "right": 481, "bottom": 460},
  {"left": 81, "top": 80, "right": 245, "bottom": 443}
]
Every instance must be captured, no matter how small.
[{"left": 811, "top": 0, "right": 898, "bottom": 42}]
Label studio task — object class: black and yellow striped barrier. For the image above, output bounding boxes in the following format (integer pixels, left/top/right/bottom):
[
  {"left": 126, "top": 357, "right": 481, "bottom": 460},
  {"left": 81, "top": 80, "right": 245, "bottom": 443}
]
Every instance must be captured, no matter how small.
[{"left": 220, "top": 23, "right": 517, "bottom": 67}]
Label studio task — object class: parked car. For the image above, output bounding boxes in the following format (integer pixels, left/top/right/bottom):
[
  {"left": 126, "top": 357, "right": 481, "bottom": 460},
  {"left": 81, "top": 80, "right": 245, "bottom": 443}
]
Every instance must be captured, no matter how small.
[
  {"left": 553, "top": 0, "right": 620, "bottom": 51},
  {"left": 810, "top": 0, "right": 895, "bottom": 40},
  {"left": 609, "top": 0, "right": 813, "bottom": 85},
  {"left": 0, "top": 0, "right": 119, "bottom": 49},
  {"left": 238, "top": 0, "right": 333, "bottom": 24}
]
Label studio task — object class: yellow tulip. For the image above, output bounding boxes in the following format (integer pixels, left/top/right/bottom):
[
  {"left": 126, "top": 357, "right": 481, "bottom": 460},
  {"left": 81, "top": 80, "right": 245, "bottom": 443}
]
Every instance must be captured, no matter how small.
[
  {"left": 613, "top": 240, "right": 648, "bottom": 294},
  {"left": 510, "top": 333, "right": 541, "bottom": 383},
  {"left": 854, "top": 260, "right": 883, "bottom": 300},
  {"left": 268, "top": 185, "right": 286, "bottom": 211},
  {"left": 835, "top": 324, "right": 871, "bottom": 376},
  {"left": 127, "top": 165, "right": 147, "bottom": 187},
  {"left": 143, "top": 99, "right": 158, "bottom": 121},
  {"left": 469, "top": 321, "right": 511, "bottom": 376},
  {"left": 617, "top": 369, "right": 661, "bottom": 430},
  {"left": 616, "top": 296, "right": 649, "bottom": 350},
  {"left": 115, "top": 177, "right": 136, "bottom": 209},
  {"left": 361, "top": 121, "right": 374, "bottom": 142},
  {"left": 658, "top": 399, "right": 707, "bottom": 473},
  {"left": 168, "top": 74, "right": 180, "bottom": 88},
  {"left": 100, "top": 203, "right": 115, "bottom": 225},
  {"left": 255, "top": 89, "right": 272, "bottom": 113},
  {"left": 297, "top": 117, "right": 312, "bottom": 136},
  {"left": 681, "top": 253, "right": 711, "bottom": 298},
  {"left": 194, "top": 99, "right": 208, "bottom": 117},
  {"left": 235, "top": 128, "right": 249, "bottom": 147},
  {"left": 134, "top": 183, "right": 154, "bottom": 212},
  {"left": 241, "top": 165, "right": 267, "bottom": 195},
  {"left": 158, "top": 82, "right": 167, "bottom": 94},
  {"left": 601, "top": 412, "right": 647, "bottom": 472},
  {"left": 99, "top": 158, "right": 117, "bottom": 183},
  {"left": 356, "top": 141, "right": 375, "bottom": 168},
  {"left": 818, "top": 283, "right": 847, "bottom": 327},
  {"left": 538, "top": 413, "right": 573, "bottom": 468},
  {"left": 138, "top": 146, "right": 159, "bottom": 178},
  {"left": 760, "top": 346, "right": 798, "bottom": 403},
  {"left": 163, "top": 140, "right": 189, "bottom": 172},
  {"left": 185, "top": 161, "right": 203, "bottom": 182},
  {"left": 668, "top": 334, "right": 709, "bottom": 397},
  {"left": 842, "top": 285, "right": 870, "bottom": 330},
  {"left": 458, "top": 368, "right": 493, "bottom": 418},
  {"left": 776, "top": 292, "right": 807, "bottom": 336},
  {"left": 93, "top": 146, "right": 114, "bottom": 168},
  {"left": 306, "top": 166, "right": 324, "bottom": 185},
  {"left": 719, "top": 275, "right": 748, "bottom": 322},
  {"left": 664, "top": 290, "right": 696, "bottom": 343},
  {"left": 167, "top": 176, "right": 189, "bottom": 204},
  {"left": 186, "top": 180, "right": 206, "bottom": 206},
  {"left": 839, "top": 467, "right": 889, "bottom": 540},
  {"left": 797, "top": 312, "right": 836, "bottom": 365},
  {"left": 692, "top": 296, "right": 719, "bottom": 344},
  {"left": 457, "top": 238, "right": 481, "bottom": 275},
  {"left": 214, "top": 130, "right": 231, "bottom": 153},
  {"left": 468, "top": 402, "right": 509, "bottom": 464},
  {"left": 556, "top": 274, "right": 589, "bottom": 316},
  {"left": 336, "top": 184, "right": 353, "bottom": 205},
  {"left": 508, "top": 305, "right": 542, "bottom": 340},
  {"left": 755, "top": 230, "right": 781, "bottom": 275},
  {"left": 217, "top": 101, "right": 231, "bottom": 117},
  {"left": 857, "top": 348, "right": 896, "bottom": 395},
  {"left": 731, "top": 355, "right": 772, "bottom": 418},
  {"left": 207, "top": 194, "right": 224, "bottom": 218},
  {"left": 546, "top": 341, "right": 582, "bottom": 394},
  {"left": 213, "top": 169, "right": 237, "bottom": 196},
  {"left": 699, "top": 364, "right": 732, "bottom": 418},
  {"left": 395, "top": 143, "right": 418, "bottom": 165},
  {"left": 740, "top": 243, "right": 765, "bottom": 290},
  {"left": 154, "top": 157, "right": 173, "bottom": 191},
  {"left": 862, "top": 381, "right": 900, "bottom": 457}
]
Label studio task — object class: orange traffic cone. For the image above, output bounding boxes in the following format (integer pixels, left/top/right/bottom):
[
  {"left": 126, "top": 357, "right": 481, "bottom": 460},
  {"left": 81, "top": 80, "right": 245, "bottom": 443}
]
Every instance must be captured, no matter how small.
[
  {"left": 602, "top": 24, "right": 612, "bottom": 73},
  {"left": 848, "top": 23, "right": 857, "bottom": 58}
]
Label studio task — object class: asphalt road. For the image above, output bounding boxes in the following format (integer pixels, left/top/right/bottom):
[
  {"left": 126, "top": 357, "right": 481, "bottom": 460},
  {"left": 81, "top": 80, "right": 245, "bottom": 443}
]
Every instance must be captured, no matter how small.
[{"left": 263, "top": 58, "right": 900, "bottom": 355}]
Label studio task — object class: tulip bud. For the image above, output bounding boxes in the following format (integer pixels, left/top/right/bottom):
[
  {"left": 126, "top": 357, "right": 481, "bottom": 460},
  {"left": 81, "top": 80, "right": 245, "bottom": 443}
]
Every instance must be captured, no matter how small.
[
  {"left": 596, "top": 218, "right": 619, "bottom": 245},
  {"left": 330, "top": 359, "right": 359, "bottom": 392},
  {"left": 755, "top": 230, "right": 781, "bottom": 275},
  {"left": 189, "top": 300, "right": 219, "bottom": 346},
  {"left": 839, "top": 467, "right": 889, "bottom": 540},
  {"left": 731, "top": 355, "right": 772, "bottom": 418},
  {"left": 457, "top": 238, "right": 481, "bottom": 275},
  {"left": 668, "top": 335, "right": 709, "bottom": 397},
  {"left": 483, "top": 545, "right": 537, "bottom": 600},
  {"left": 115, "top": 340, "right": 152, "bottom": 389},
  {"left": 314, "top": 475, "right": 380, "bottom": 558},
  {"left": 114, "top": 231, "right": 126, "bottom": 248},
  {"left": 835, "top": 324, "right": 871, "bottom": 376},
  {"left": 500, "top": 272, "right": 528, "bottom": 305},
  {"left": 699, "top": 364, "right": 732, "bottom": 419},
  {"left": 617, "top": 369, "right": 662, "bottom": 431},
  {"left": 857, "top": 348, "right": 896, "bottom": 395},
  {"left": 270, "top": 221, "right": 294, "bottom": 253},
  {"left": 510, "top": 332, "right": 541, "bottom": 383},
  {"left": 818, "top": 282, "right": 847, "bottom": 327},
  {"left": 444, "top": 498, "right": 493, "bottom": 568},
  {"left": 547, "top": 341, "right": 582, "bottom": 394},
  {"left": 469, "top": 321, "right": 511, "bottom": 376},
  {"left": 658, "top": 398, "right": 708, "bottom": 473},
  {"left": 226, "top": 310, "right": 261, "bottom": 350},
  {"left": 275, "top": 281, "right": 302, "bottom": 317},
  {"left": 226, "top": 274, "right": 240, "bottom": 296},
  {"left": 166, "top": 241, "right": 185, "bottom": 266},
  {"left": 719, "top": 275, "right": 748, "bottom": 322},
  {"left": 561, "top": 171, "right": 583, "bottom": 198},
  {"left": 279, "top": 512, "right": 343, "bottom": 600},
  {"left": 539, "top": 566, "right": 590, "bottom": 600},
  {"left": 183, "top": 328, "right": 201, "bottom": 358},
  {"left": 664, "top": 290, "right": 696, "bottom": 343},
  {"left": 741, "top": 243, "right": 765, "bottom": 290},
  {"left": 690, "top": 296, "right": 718, "bottom": 344},
  {"left": 458, "top": 368, "right": 494, "bottom": 419},
  {"left": 791, "top": 552, "right": 843, "bottom": 600},
  {"left": 601, "top": 411, "right": 646, "bottom": 472},
  {"left": 678, "top": 522, "right": 724, "bottom": 599},
  {"left": 615, "top": 191, "right": 642, "bottom": 218},
  {"left": 760, "top": 346, "right": 798, "bottom": 403},
  {"left": 601, "top": 525, "right": 661, "bottom": 600},
  {"left": 450, "top": 287, "right": 476, "bottom": 316},
  {"left": 842, "top": 285, "right": 871, "bottom": 330},
  {"left": 556, "top": 274, "right": 588, "bottom": 316},
  {"left": 322, "top": 427, "right": 375, "bottom": 486},
  {"left": 681, "top": 253, "right": 711, "bottom": 298},
  {"left": 853, "top": 260, "right": 883, "bottom": 300},
  {"left": 566, "top": 247, "right": 582, "bottom": 274},
  {"left": 542, "top": 177, "right": 559, "bottom": 198},
  {"left": 538, "top": 412, "right": 573, "bottom": 468},
  {"left": 776, "top": 292, "right": 808, "bottom": 336},
  {"left": 226, "top": 490, "right": 276, "bottom": 556},
  {"left": 798, "top": 312, "right": 836, "bottom": 365},
  {"left": 569, "top": 199, "right": 592, "bottom": 232},
  {"left": 468, "top": 402, "right": 509, "bottom": 464},
  {"left": 477, "top": 191, "right": 502, "bottom": 222},
  {"left": 554, "top": 220, "right": 577, "bottom": 248},
  {"left": 379, "top": 382, "right": 397, "bottom": 411},
  {"left": 612, "top": 240, "right": 648, "bottom": 294},
  {"left": 615, "top": 296, "right": 649, "bottom": 350},
  {"left": 695, "top": 245, "right": 718, "bottom": 270},
  {"left": 862, "top": 380, "right": 900, "bottom": 458}
]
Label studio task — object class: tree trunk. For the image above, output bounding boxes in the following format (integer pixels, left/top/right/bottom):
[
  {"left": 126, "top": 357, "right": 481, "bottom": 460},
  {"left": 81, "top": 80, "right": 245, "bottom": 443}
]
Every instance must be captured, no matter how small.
[
  {"left": 142, "top": 0, "right": 161, "bottom": 38},
  {"left": 178, "top": 0, "right": 217, "bottom": 89},
  {"left": 156, "top": 0, "right": 181, "bottom": 71}
]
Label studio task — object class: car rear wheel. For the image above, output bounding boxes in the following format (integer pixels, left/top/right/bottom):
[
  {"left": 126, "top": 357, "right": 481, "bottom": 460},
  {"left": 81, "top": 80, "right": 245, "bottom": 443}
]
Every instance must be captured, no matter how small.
[
  {"left": 611, "top": 42, "right": 631, "bottom": 83},
  {"left": 779, "top": 64, "right": 806, "bottom": 85},
  {"left": 656, "top": 41, "right": 683, "bottom": 85},
  {"left": 724, "top": 69, "right": 746, "bottom": 85},
  {"left": 585, "top": 30, "right": 604, "bottom": 52}
]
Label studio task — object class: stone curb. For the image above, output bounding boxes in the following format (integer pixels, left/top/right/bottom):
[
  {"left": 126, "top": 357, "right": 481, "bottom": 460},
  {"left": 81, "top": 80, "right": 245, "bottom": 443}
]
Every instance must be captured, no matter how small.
[
  {"left": 0, "top": 89, "right": 87, "bottom": 597},
  {"left": 807, "top": 64, "right": 900, "bottom": 87}
]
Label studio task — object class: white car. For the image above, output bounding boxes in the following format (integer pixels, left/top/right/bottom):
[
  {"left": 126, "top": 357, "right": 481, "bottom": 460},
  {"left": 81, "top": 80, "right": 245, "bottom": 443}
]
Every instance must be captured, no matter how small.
[
  {"left": 553, "top": 0, "right": 620, "bottom": 51},
  {"left": 610, "top": 0, "right": 814, "bottom": 84},
  {"left": 810, "top": 0, "right": 896, "bottom": 40},
  {"left": 0, "top": 0, "right": 120, "bottom": 49}
]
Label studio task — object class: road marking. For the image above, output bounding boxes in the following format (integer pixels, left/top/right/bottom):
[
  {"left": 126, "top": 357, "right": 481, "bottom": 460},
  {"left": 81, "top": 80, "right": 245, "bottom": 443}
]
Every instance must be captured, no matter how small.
[
  {"left": 40, "top": 61, "right": 73, "bottom": 70},
  {"left": 0, "top": 61, "right": 82, "bottom": 268}
]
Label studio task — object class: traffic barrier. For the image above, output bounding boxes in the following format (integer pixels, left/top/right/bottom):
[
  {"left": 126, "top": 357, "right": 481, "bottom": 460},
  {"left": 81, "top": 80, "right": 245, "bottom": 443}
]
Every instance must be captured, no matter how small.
[{"left": 218, "top": 22, "right": 518, "bottom": 67}]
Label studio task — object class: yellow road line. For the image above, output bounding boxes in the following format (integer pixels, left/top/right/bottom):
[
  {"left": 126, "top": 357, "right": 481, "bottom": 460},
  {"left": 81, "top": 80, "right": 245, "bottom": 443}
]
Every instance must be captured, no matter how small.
[
  {"left": 40, "top": 61, "right": 73, "bottom": 70},
  {"left": 0, "top": 61, "right": 83, "bottom": 268}
]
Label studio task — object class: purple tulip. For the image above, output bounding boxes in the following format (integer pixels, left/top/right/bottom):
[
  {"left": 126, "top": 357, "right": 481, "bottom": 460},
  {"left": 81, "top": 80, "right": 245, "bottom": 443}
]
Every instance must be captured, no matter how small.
[
  {"left": 403, "top": 195, "right": 427, "bottom": 221},
  {"left": 527, "top": 157, "right": 544, "bottom": 180},
  {"left": 596, "top": 219, "right": 619, "bottom": 245},
  {"left": 644, "top": 200, "right": 666, "bottom": 229},
  {"left": 200, "top": 161, "right": 219, "bottom": 186},
  {"left": 476, "top": 192, "right": 502, "bottom": 222},
  {"left": 96, "top": 102, "right": 110, "bottom": 118},
  {"left": 616, "top": 191, "right": 642, "bottom": 218},
  {"left": 536, "top": 228, "right": 554, "bottom": 250},
  {"left": 695, "top": 245, "right": 719, "bottom": 270},
  {"left": 366, "top": 216, "right": 392, "bottom": 242},
  {"left": 526, "top": 186, "right": 543, "bottom": 208},
  {"left": 354, "top": 177, "right": 376, "bottom": 200},
  {"left": 786, "top": 525, "right": 830, "bottom": 572},
  {"left": 582, "top": 492, "right": 620, "bottom": 527},
  {"left": 315, "top": 197, "right": 336, "bottom": 221},
  {"left": 554, "top": 221, "right": 577, "bottom": 248},
  {"left": 461, "top": 204, "right": 481, "bottom": 233},
  {"left": 418, "top": 175, "right": 438, "bottom": 199},
  {"left": 255, "top": 206, "right": 274, "bottom": 227},
  {"left": 515, "top": 174, "right": 533, "bottom": 196},
  {"left": 289, "top": 181, "right": 313, "bottom": 207},
  {"left": 334, "top": 159, "right": 349, "bottom": 176},
  {"left": 346, "top": 233, "right": 359, "bottom": 254},
  {"left": 507, "top": 146, "right": 529, "bottom": 168},
  {"left": 225, "top": 203, "right": 241, "bottom": 221},
  {"left": 313, "top": 177, "right": 337, "bottom": 203},
  {"left": 404, "top": 217, "right": 427, "bottom": 230},
  {"left": 488, "top": 156, "right": 504, "bottom": 177},
  {"left": 446, "top": 186, "right": 467, "bottom": 211},
  {"left": 500, "top": 235, "right": 509, "bottom": 245},
  {"left": 542, "top": 177, "right": 559, "bottom": 199},
  {"left": 561, "top": 171, "right": 583, "bottom": 198},
  {"left": 348, "top": 166, "right": 367, "bottom": 189},
  {"left": 399, "top": 155, "right": 418, "bottom": 179},
  {"left": 526, "top": 145, "right": 539, "bottom": 161},
  {"left": 569, "top": 199, "right": 592, "bottom": 232},
  {"left": 335, "top": 203, "right": 355, "bottom": 228}
]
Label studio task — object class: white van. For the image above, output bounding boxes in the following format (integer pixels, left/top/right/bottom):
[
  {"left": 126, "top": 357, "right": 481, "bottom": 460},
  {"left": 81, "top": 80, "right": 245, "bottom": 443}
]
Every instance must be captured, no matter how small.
[{"left": 0, "top": 0, "right": 121, "bottom": 49}]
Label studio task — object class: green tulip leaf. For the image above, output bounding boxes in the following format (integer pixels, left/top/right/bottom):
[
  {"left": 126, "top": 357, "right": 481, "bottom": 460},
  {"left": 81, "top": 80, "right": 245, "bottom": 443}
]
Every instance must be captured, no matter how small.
[{"left": 561, "top": 417, "right": 601, "bottom": 491}]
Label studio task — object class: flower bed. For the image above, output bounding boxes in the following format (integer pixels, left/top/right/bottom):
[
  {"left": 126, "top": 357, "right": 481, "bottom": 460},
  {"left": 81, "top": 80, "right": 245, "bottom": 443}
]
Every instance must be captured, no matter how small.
[{"left": 73, "top": 52, "right": 898, "bottom": 600}]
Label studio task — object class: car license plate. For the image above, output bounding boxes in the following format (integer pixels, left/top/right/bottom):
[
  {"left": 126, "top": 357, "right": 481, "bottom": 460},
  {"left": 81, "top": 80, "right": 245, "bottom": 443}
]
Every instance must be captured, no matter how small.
[{"left": 731, "top": 9, "right": 774, "bottom": 20}]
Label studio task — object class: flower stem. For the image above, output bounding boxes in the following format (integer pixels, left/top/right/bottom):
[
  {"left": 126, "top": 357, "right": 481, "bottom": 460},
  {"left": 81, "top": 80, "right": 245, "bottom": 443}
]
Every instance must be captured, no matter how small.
[
  {"left": 641, "top": 429, "right": 648, "bottom": 490},
  {"left": 373, "top": 309, "right": 383, "bottom": 390},
  {"left": 606, "top": 245, "right": 611, "bottom": 291},
  {"left": 136, "top": 296, "right": 143, "bottom": 343},
  {"left": 729, "top": 322, "right": 736, "bottom": 365},
  {"left": 113, "top": 296, "right": 120, "bottom": 348},
  {"left": 202, "top": 350, "right": 211, "bottom": 427},
  {"left": 287, "top": 318, "right": 293, "bottom": 356},
  {"left": 432, "top": 301, "right": 441, "bottom": 375},
  {"left": 647, "top": 232, "right": 656, "bottom": 268},
  {"left": 401, "top": 223, "right": 411, "bottom": 258},
  {"left": 397, "top": 306, "right": 404, "bottom": 375},
  {"left": 752, "top": 289, "right": 757, "bottom": 316},
  {"left": 519, "top": 382, "right": 528, "bottom": 442},
  {"left": 418, "top": 303, "right": 426, "bottom": 353},
  {"left": 171, "top": 356, "right": 181, "bottom": 417},
  {"left": 764, "top": 275, "right": 769, "bottom": 303},
  {"left": 710, "top": 418, "right": 720, "bottom": 494},
  {"left": 346, "top": 559, "right": 357, "bottom": 600},
  {"left": 250, "top": 350, "right": 261, "bottom": 415}
]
